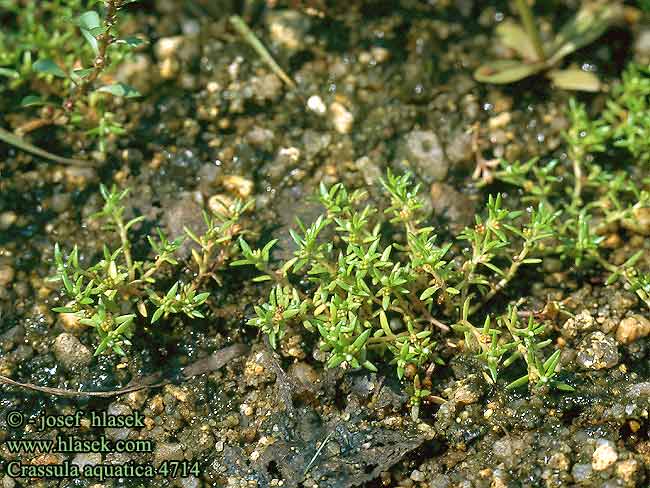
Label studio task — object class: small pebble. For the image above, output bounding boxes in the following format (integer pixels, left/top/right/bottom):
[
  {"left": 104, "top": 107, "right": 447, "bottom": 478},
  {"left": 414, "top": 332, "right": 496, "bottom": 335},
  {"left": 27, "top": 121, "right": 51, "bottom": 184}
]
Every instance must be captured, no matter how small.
[
  {"left": 153, "top": 442, "right": 184, "bottom": 467},
  {"left": 71, "top": 453, "right": 101, "bottom": 470},
  {"left": 154, "top": 36, "right": 184, "bottom": 59},
  {"left": 616, "top": 459, "right": 641, "bottom": 484},
  {"left": 576, "top": 332, "right": 619, "bottom": 370},
  {"left": 221, "top": 175, "right": 254, "bottom": 199},
  {"left": 0, "top": 265, "right": 15, "bottom": 287},
  {"left": 307, "top": 95, "right": 327, "bottom": 115},
  {"left": 616, "top": 315, "right": 650, "bottom": 344},
  {"left": 53, "top": 333, "right": 92, "bottom": 370},
  {"left": 410, "top": 469, "right": 425, "bottom": 482},
  {"left": 401, "top": 130, "right": 448, "bottom": 183},
  {"left": 592, "top": 440, "right": 617, "bottom": 471},
  {"left": 329, "top": 102, "right": 354, "bottom": 134},
  {"left": 0, "top": 211, "right": 17, "bottom": 230},
  {"left": 60, "top": 309, "right": 86, "bottom": 333}
]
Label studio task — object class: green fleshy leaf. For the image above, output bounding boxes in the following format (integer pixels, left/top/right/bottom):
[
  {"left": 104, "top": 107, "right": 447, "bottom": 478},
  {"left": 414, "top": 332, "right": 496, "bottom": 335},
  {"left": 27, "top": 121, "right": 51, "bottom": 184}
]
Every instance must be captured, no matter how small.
[
  {"left": 496, "top": 20, "right": 541, "bottom": 62},
  {"left": 117, "top": 36, "right": 144, "bottom": 47},
  {"left": 548, "top": 3, "right": 623, "bottom": 65},
  {"left": 96, "top": 82, "right": 141, "bottom": 98},
  {"left": 474, "top": 59, "right": 547, "bottom": 84},
  {"left": 77, "top": 11, "right": 101, "bottom": 54},
  {"left": 547, "top": 68, "right": 601, "bottom": 92},
  {"left": 252, "top": 275, "right": 273, "bottom": 282},
  {"left": 151, "top": 307, "right": 164, "bottom": 324},
  {"left": 0, "top": 67, "right": 19, "bottom": 78},
  {"left": 506, "top": 374, "right": 530, "bottom": 390},
  {"left": 21, "top": 95, "right": 48, "bottom": 107},
  {"left": 33, "top": 58, "right": 66, "bottom": 78}
]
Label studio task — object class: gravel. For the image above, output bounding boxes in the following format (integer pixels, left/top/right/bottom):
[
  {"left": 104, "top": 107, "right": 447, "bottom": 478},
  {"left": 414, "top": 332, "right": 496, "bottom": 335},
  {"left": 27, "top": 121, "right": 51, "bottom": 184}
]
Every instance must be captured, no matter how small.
[
  {"left": 53, "top": 333, "right": 92, "bottom": 370},
  {"left": 576, "top": 332, "right": 619, "bottom": 370}
]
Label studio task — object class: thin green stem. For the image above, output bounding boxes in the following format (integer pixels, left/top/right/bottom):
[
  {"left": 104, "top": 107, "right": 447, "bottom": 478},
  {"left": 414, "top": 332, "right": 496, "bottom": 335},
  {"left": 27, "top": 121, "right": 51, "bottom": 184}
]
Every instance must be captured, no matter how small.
[
  {"left": 75, "top": 0, "right": 120, "bottom": 101},
  {"left": 117, "top": 220, "right": 135, "bottom": 282},
  {"left": 469, "top": 242, "right": 531, "bottom": 316},
  {"left": 229, "top": 15, "right": 296, "bottom": 90}
]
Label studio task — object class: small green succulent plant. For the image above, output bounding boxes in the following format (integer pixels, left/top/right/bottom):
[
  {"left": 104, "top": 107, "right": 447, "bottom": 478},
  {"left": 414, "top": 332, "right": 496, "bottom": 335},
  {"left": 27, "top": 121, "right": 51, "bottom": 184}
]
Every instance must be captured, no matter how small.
[
  {"left": 50, "top": 185, "right": 251, "bottom": 356},
  {"left": 236, "top": 171, "right": 571, "bottom": 418}
]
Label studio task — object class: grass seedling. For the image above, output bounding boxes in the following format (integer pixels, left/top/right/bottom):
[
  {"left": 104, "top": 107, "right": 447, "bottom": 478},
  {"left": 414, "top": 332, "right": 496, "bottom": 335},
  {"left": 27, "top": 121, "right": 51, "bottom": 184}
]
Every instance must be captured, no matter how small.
[
  {"left": 229, "top": 15, "right": 296, "bottom": 90},
  {"left": 474, "top": 1, "right": 623, "bottom": 91}
]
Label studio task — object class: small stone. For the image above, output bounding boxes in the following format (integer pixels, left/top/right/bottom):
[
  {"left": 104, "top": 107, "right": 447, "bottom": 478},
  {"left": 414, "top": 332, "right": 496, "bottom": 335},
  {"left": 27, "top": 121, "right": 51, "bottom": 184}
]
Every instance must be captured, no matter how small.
[
  {"left": 0, "top": 211, "right": 17, "bottom": 230},
  {"left": 616, "top": 459, "right": 640, "bottom": 484},
  {"left": 592, "top": 440, "right": 617, "bottom": 471},
  {"left": 601, "top": 233, "right": 622, "bottom": 249},
  {"left": 155, "top": 36, "right": 184, "bottom": 59},
  {"left": 49, "top": 193, "right": 71, "bottom": 213},
  {"left": 571, "top": 463, "right": 593, "bottom": 482},
  {"left": 358, "top": 51, "right": 372, "bottom": 64},
  {"left": 371, "top": 46, "right": 391, "bottom": 63},
  {"left": 53, "top": 333, "right": 92, "bottom": 370},
  {"left": 72, "top": 453, "right": 101, "bottom": 470},
  {"left": 576, "top": 332, "right": 619, "bottom": 370},
  {"left": 288, "top": 362, "right": 319, "bottom": 386},
  {"left": 616, "top": 315, "right": 650, "bottom": 344},
  {"left": 488, "top": 112, "right": 511, "bottom": 130},
  {"left": 154, "top": 443, "right": 184, "bottom": 467},
  {"left": 221, "top": 175, "right": 254, "bottom": 199},
  {"left": 64, "top": 167, "right": 97, "bottom": 188},
  {"left": 329, "top": 102, "right": 354, "bottom": 134},
  {"left": 251, "top": 74, "right": 283, "bottom": 103},
  {"left": 307, "top": 95, "right": 327, "bottom": 115},
  {"left": 355, "top": 156, "right": 382, "bottom": 187},
  {"left": 59, "top": 306, "right": 86, "bottom": 333},
  {"left": 2, "top": 474, "right": 16, "bottom": 488},
  {"left": 561, "top": 310, "right": 596, "bottom": 339},
  {"left": 179, "top": 476, "right": 200, "bottom": 488},
  {"left": 159, "top": 57, "right": 179, "bottom": 79},
  {"left": 105, "top": 403, "right": 133, "bottom": 441},
  {"left": 445, "top": 130, "right": 473, "bottom": 167},
  {"left": 246, "top": 126, "right": 275, "bottom": 148},
  {"left": 430, "top": 182, "right": 475, "bottom": 228},
  {"left": 126, "top": 390, "right": 147, "bottom": 411},
  {"left": 628, "top": 382, "right": 650, "bottom": 397},
  {"left": 548, "top": 453, "right": 570, "bottom": 471},
  {"left": 0, "top": 265, "right": 15, "bottom": 287},
  {"left": 410, "top": 469, "right": 425, "bottom": 482},
  {"left": 453, "top": 384, "right": 481, "bottom": 405},
  {"left": 401, "top": 130, "right": 448, "bottom": 183},
  {"left": 278, "top": 147, "right": 301, "bottom": 164},
  {"left": 266, "top": 10, "right": 310, "bottom": 50},
  {"left": 491, "top": 473, "right": 508, "bottom": 488},
  {"left": 166, "top": 385, "right": 191, "bottom": 403},
  {"left": 635, "top": 28, "right": 650, "bottom": 60}
]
